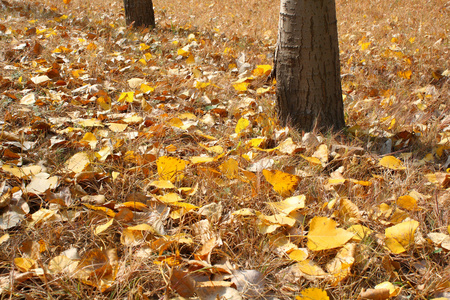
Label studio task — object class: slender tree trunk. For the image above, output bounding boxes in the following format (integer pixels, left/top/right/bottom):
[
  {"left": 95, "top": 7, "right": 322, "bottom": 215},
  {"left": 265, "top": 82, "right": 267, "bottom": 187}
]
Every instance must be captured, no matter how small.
[
  {"left": 275, "top": 0, "right": 345, "bottom": 132},
  {"left": 123, "top": 0, "right": 155, "bottom": 28}
]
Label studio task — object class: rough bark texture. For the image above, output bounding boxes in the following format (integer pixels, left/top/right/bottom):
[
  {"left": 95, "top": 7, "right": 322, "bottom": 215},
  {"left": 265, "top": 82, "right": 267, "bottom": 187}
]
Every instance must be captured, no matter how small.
[
  {"left": 275, "top": 0, "right": 345, "bottom": 132},
  {"left": 123, "top": 0, "right": 155, "bottom": 28}
]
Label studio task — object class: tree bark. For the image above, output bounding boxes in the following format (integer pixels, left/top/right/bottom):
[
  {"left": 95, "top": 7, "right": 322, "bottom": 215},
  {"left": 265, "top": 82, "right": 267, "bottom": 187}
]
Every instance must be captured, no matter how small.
[
  {"left": 275, "top": 0, "right": 345, "bottom": 132},
  {"left": 123, "top": 0, "right": 155, "bottom": 28}
]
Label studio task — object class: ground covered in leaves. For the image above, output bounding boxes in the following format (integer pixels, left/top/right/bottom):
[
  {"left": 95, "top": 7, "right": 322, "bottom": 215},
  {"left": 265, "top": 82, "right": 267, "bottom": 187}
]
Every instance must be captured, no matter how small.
[{"left": 0, "top": 0, "right": 449, "bottom": 299}]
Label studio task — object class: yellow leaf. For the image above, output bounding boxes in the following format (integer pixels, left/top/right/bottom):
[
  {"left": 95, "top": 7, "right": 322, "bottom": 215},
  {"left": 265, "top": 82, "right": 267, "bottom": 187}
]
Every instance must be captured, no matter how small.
[
  {"left": 235, "top": 118, "right": 250, "bottom": 134},
  {"left": 149, "top": 180, "right": 176, "bottom": 189},
  {"left": 219, "top": 158, "right": 239, "bottom": 179},
  {"left": 296, "top": 259, "right": 328, "bottom": 277},
  {"left": 177, "top": 47, "right": 190, "bottom": 57},
  {"left": 118, "top": 92, "right": 134, "bottom": 103},
  {"left": 86, "top": 43, "right": 97, "bottom": 51},
  {"left": 65, "top": 152, "right": 91, "bottom": 173},
  {"left": 378, "top": 156, "right": 406, "bottom": 170},
  {"left": 300, "top": 154, "right": 322, "bottom": 165},
  {"left": 198, "top": 143, "right": 224, "bottom": 154},
  {"left": 266, "top": 195, "right": 306, "bottom": 215},
  {"left": 312, "top": 144, "right": 329, "bottom": 164},
  {"left": 347, "top": 224, "right": 373, "bottom": 242},
  {"left": 307, "top": 216, "right": 355, "bottom": 251},
  {"left": 157, "top": 192, "right": 183, "bottom": 203},
  {"left": 0, "top": 233, "right": 10, "bottom": 245},
  {"left": 195, "top": 81, "right": 210, "bottom": 89},
  {"left": 385, "top": 220, "right": 419, "bottom": 253},
  {"left": 144, "top": 52, "right": 152, "bottom": 60},
  {"left": 256, "top": 87, "right": 271, "bottom": 94},
  {"left": 360, "top": 42, "right": 371, "bottom": 51},
  {"left": 257, "top": 212, "right": 296, "bottom": 227},
  {"left": 48, "top": 255, "right": 78, "bottom": 274},
  {"left": 326, "top": 243, "right": 355, "bottom": 284},
  {"left": 83, "top": 204, "right": 116, "bottom": 217},
  {"left": 138, "top": 58, "right": 147, "bottom": 65},
  {"left": 81, "top": 132, "right": 97, "bottom": 149},
  {"left": 139, "top": 43, "right": 150, "bottom": 51},
  {"left": 289, "top": 249, "right": 309, "bottom": 262},
  {"left": 396, "top": 195, "right": 419, "bottom": 211},
  {"left": 233, "top": 82, "right": 250, "bottom": 92},
  {"left": 448, "top": 225, "right": 450, "bottom": 235},
  {"left": 97, "top": 96, "right": 111, "bottom": 110},
  {"left": 79, "top": 118, "right": 103, "bottom": 127},
  {"left": 252, "top": 65, "right": 272, "bottom": 76},
  {"left": 397, "top": 70, "right": 412, "bottom": 79},
  {"left": 262, "top": 169, "right": 299, "bottom": 197},
  {"left": 116, "top": 201, "right": 148, "bottom": 211},
  {"left": 140, "top": 83, "right": 154, "bottom": 93},
  {"left": 95, "top": 146, "right": 113, "bottom": 162},
  {"left": 157, "top": 156, "right": 188, "bottom": 182},
  {"left": 189, "top": 156, "right": 215, "bottom": 164},
  {"left": 374, "top": 282, "right": 401, "bottom": 297},
  {"left": 108, "top": 123, "right": 128, "bottom": 132},
  {"left": 95, "top": 218, "right": 114, "bottom": 235},
  {"left": 186, "top": 54, "right": 195, "bottom": 65},
  {"left": 296, "top": 287, "right": 329, "bottom": 300},
  {"left": 127, "top": 223, "right": 155, "bottom": 232},
  {"left": 14, "top": 257, "right": 36, "bottom": 272},
  {"left": 2, "top": 165, "right": 42, "bottom": 179}
]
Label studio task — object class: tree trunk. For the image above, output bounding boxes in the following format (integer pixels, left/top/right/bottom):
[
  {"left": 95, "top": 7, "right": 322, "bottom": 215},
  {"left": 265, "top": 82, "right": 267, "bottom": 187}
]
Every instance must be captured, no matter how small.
[
  {"left": 275, "top": 0, "right": 345, "bottom": 132},
  {"left": 123, "top": 0, "right": 155, "bottom": 28}
]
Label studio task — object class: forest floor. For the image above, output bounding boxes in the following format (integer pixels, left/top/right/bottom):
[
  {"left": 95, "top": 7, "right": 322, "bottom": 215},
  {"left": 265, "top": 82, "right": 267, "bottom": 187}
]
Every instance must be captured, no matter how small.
[{"left": 0, "top": 0, "right": 449, "bottom": 299}]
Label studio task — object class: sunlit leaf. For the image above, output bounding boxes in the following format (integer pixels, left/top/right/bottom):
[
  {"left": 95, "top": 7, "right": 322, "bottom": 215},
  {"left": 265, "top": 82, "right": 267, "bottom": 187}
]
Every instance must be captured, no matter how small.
[
  {"left": 378, "top": 156, "right": 406, "bottom": 170},
  {"left": 262, "top": 169, "right": 300, "bottom": 197},
  {"left": 307, "top": 216, "right": 354, "bottom": 251},
  {"left": 266, "top": 195, "right": 305, "bottom": 215},
  {"left": 235, "top": 118, "right": 250, "bottom": 134},
  {"left": 94, "top": 218, "right": 114, "bottom": 235},
  {"left": 118, "top": 92, "right": 134, "bottom": 103},
  {"left": 296, "top": 287, "right": 329, "bottom": 300},
  {"left": 385, "top": 220, "right": 419, "bottom": 253},
  {"left": 157, "top": 156, "right": 188, "bottom": 182}
]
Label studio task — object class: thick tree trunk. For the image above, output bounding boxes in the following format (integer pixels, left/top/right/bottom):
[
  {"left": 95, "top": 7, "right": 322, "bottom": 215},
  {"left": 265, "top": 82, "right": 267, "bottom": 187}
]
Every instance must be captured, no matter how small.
[
  {"left": 275, "top": 0, "right": 345, "bottom": 132},
  {"left": 123, "top": 0, "right": 155, "bottom": 28}
]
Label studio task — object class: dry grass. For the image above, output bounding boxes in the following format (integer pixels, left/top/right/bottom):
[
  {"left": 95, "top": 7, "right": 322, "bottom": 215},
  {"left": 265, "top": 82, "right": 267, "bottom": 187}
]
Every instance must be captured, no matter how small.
[{"left": 0, "top": 0, "right": 449, "bottom": 299}]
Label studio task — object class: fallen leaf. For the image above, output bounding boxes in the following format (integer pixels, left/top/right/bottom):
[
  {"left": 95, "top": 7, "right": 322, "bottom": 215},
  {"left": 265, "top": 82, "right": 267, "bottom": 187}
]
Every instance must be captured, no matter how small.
[{"left": 307, "top": 216, "right": 354, "bottom": 251}]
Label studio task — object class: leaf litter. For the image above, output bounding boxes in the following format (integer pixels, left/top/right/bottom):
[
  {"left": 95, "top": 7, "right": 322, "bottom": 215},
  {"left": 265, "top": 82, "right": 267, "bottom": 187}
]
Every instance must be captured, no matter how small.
[{"left": 0, "top": 0, "right": 449, "bottom": 298}]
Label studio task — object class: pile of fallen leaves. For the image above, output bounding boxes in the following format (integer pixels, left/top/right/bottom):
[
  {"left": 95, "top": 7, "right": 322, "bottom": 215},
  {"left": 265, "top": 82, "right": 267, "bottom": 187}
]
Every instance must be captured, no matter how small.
[{"left": 0, "top": 0, "right": 449, "bottom": 299}]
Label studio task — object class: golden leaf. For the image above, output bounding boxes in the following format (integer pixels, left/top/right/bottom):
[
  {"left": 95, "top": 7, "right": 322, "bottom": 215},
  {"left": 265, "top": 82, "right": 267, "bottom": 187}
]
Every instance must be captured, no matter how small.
[
  {"left": 266, "top": 195, "right": 306, "bottom": 215},
  {"left": 235, "top": 118, "right": 250, "bottom": 134},
  {"left": 157, "top": 156, "right": 188, "bottom": 182},
  {"left": 307, "top": 216, "right": 354, "bottom": 251},
  {"left": 385, "top": 220, "right": 419, "bottom": 254},
  {"left": 396, "top": 195, "right": 419, "bottom": 211},
  {"left": 378, "top": 156, "right": 406, "bottom": 170},
  {"left": 296, "top": 287, "right": 329, "bottom": 300},
  {"left": 219, "top": 158, "right": 239, "bottom": 179},
  {"left": 94, "top": 218, "right": 114, "bottom": 235},
  {"left": 262, "top": 169, "right": 300, "bottom": 197}
]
